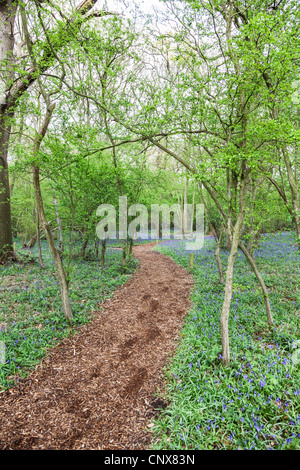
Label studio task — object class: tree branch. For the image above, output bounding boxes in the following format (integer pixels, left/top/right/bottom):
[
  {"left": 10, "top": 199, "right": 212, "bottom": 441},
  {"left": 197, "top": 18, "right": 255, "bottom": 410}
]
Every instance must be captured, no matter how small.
[{"left": 2, "top": 0, "right": 117, "bottom": 113}]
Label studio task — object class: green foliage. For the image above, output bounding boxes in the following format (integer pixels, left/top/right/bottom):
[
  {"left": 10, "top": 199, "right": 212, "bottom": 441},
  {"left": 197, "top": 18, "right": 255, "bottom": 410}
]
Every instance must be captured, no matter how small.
[
  {"left": 151, "top": 233, "right": 300, "bottom": 450},
  {"left": 1, "top": 0, "right": 300, "bottom": 450}
]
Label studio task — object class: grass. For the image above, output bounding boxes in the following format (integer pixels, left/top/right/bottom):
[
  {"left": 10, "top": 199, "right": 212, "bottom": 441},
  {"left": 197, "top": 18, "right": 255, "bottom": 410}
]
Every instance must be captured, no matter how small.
[
  {"left": 151, "top": 231, "right": 300, "bottom": 450},
  {"left": 0, "top": 238, "right": 138, "bottom": 391}
]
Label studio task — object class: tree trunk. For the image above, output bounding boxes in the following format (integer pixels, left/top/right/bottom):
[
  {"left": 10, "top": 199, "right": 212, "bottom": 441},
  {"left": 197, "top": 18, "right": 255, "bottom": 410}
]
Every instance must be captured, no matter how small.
[
  {"left": 31, "top": 101, "right": 73, "bottom": 323},
  {"left": 128, "top": 237, "right": 134, "bottom": 257},
  {"left": 0, "top": 2, "right": 18, "bottom": 262},
  {"left": 191, "top": 181, "right": 195, "bottom": 233},
  {"left": 215, "top": 229, "right": 224, "bottom": 284},
  {"left": 36, "top": 211, "right": 44, "bottom": 267},
  {"left": 101, "top": 239, "right": 106, "bottom": 269},
  {"left": 184, "top": 176, "right": 189, "bottom": 235},
  {"left": 122, "top": 238, "right": 127, "bottom": 265},
  {"left": 220, "top": 171, "right": 248, "bottom": 366},
  {"left": 33, "top": 165, "right": 73, "bottom": 323},
  {"left": 81, "top": 237, "right": 89, "bottom": 258},
  {"left": 52, "top": 190, "right": 64, "bottom": 256},
  {"left": 226, "top": 168, "right": 232, "bottom": 251},
  {"left": 246, "top": 228, "right": 261, "bottom": 258},
  {"left": 238, "top": 240, "right": 273, "bottom": 327},
  {"left": 0, "top": 118, "right": 14, "bottom": 262},
  {"left": 95, "top": 237, "right": 99, "bottom": 258}
]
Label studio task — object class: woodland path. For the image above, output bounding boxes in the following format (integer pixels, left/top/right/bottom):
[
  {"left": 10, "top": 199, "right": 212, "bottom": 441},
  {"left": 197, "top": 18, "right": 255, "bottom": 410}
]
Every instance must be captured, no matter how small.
[{"left": 0, "top": 242, "right": 193, "bottom": 450}]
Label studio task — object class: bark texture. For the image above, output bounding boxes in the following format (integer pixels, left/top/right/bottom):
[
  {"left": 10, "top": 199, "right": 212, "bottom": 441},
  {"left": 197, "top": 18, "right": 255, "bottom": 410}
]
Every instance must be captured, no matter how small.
[{"left": 0, "top": 1, "right": 17, "bottom": 261}]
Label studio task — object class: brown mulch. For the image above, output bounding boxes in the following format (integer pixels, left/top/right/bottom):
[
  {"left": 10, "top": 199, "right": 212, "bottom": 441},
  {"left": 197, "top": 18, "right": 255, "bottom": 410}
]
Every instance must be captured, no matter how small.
[{"left": 0, "top": 242, "right": 193, "bottom": 450}]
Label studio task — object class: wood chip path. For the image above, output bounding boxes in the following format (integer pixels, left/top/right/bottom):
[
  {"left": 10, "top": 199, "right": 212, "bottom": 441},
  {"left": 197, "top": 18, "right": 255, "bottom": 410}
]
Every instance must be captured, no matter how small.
[{"left": 0, "top": 242, "right": 193, "bottom": 450}]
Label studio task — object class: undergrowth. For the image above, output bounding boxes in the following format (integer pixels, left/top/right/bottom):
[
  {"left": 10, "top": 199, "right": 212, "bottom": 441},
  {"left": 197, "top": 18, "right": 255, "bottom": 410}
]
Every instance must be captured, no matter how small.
[
  {"left": 0, "top": 239, "right": 138, "bottom": 390},
  {"left": 152, "top": 232, "right": 300, "bottom": 450}
]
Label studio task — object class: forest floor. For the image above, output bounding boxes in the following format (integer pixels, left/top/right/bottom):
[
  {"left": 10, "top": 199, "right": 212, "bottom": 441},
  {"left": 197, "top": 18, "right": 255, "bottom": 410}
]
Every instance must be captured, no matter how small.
[{"left": 0, "top": 242, "right": 193, "bottom": 450}]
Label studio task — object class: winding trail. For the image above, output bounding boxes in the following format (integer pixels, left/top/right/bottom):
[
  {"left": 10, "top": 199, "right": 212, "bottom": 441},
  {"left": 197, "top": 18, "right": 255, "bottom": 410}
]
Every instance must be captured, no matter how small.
[{"left": 0, "top": 242, "right": 193, "bottom": 450}]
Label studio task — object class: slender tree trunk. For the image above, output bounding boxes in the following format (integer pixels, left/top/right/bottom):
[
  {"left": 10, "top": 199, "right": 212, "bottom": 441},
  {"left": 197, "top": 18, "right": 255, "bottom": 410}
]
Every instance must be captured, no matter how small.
[
  {"left": 36, "top": 211, "right": 44, "bottom": 267},
  {"left": 226, "top": 168, "right": 232, "bottom": 251},
  {"left": 179, "top": 193, "right": 184, "bottom": 238},
  {"left": 101, "top": 239, "right": 106, "bottom": 269},
  {"left": 220, "top": 170, "right": 248, "bottom": 366},
  {"left": 128, "top": 237, "right": 134, "bottom": 257},
  {"left": 23, "top": 226, "right": 28, "bottom": 248},
  {"left": 238, "top": 241, "right": 273, "bottom": 327},
  {"left": 191, "top": 181, "right": 195, "bottom": 233},
  {"left": 95, "top": 237, "right": 99, "bottom": 258},
  {"left": 81, "top": 237, "right": 89, "bottom": 258},
  {"left": 215, "top": 229, "right": 224, "bottom": 284},
  {"left": 32, "top": 102, "right": 73, "bottom": 323},
  {"left": 52, "top": 190, "right": 64, "bottom": 256},
  {"left": 122, "top": 238, "right": 127, "bottom": 265},
  {"left": 33, "top": 165, "right": 73, "bottom": 322},
  {"left": 68, "top": 170, "right": 75, "bottom": 263},
  {"left": 184, "top": 176, "right": 189, "bottom": 235},
  {"left": 247, "top": 228, "right": 261, "bottom": 258}
]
